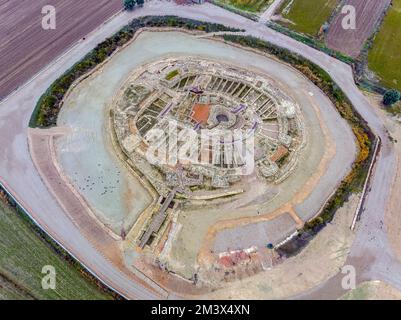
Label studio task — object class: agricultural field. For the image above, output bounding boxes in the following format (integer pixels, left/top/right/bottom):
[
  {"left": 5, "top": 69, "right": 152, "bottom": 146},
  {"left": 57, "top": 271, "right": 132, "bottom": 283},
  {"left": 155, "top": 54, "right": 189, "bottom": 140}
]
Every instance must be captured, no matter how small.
[
  {"left": 217, "top": 0, "right": 273, "bottom": 13},
  {"left": 276, "top": 0, "right": 339, "bottom": 35},
  {"left": 368, "top": 0, "right": 401, "bottom": 91},
  {"left": 0, "top": 0, "right": 121, "bottom": 99},
  {"left": 0, "top": 200, "right": 112, "bottom": 300},
  {"left": 326, "top": 0, "right": 391, "bottom": 58}
]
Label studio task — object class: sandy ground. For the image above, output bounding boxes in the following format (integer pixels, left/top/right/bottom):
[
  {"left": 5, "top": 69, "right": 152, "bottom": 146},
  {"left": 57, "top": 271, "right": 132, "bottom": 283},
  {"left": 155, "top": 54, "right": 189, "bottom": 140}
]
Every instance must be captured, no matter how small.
[
  {"left": 201, "top": 194, "right": 358, "bottom": 299},
  {"left": 55, "top": 47, "right": 154, "bottom": 234},
  {"left": 365, "top": 94, "right": 401, "bottom": 264},
  {"left": 0, "top": 0, "right": 122, "bottom": 99},
  {"left": 213, "top": 213, "right": 296, "bottom": 253},
  {"left": 294, "top": 94, "right": 401, "bottom": 300}
]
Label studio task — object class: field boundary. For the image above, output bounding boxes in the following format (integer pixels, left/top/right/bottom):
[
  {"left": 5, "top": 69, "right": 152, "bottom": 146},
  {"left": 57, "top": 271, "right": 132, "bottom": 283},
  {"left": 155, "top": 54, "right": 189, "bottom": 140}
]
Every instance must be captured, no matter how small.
[
  {"left": 209, "top": 0, "right": 263, "bottom": 20},
  {"left": 354, "top": 1, "right": 393, "bottom": 94},
  {"left": 266, "top": 21, "right": 354, "bottom": 65}
]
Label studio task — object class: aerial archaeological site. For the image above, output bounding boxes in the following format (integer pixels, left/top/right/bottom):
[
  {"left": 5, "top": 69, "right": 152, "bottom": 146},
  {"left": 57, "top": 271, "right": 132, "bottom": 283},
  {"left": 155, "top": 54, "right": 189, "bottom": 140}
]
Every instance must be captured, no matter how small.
[{"left": 1, "top": 0, "right": 401, "bottom": 303}]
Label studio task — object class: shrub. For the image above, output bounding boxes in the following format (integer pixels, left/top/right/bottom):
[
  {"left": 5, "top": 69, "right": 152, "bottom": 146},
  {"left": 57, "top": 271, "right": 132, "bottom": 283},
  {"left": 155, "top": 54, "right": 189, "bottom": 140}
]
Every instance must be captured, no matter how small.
[
  {"left": 165, "top": 69, "right": 179, "bottom": 80},
  {"left": 383, "top": 89, "right": 401, "bottom": 106},
  {"left": 124, "top": 0, "right": 137, "bottom": 10}
]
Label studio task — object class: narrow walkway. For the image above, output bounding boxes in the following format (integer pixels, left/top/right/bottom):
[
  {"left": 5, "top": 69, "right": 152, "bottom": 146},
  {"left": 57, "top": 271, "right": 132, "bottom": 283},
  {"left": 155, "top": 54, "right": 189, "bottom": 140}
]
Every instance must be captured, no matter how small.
[{"left": 139, "top": 188, "right": 177, "bottom": 248}]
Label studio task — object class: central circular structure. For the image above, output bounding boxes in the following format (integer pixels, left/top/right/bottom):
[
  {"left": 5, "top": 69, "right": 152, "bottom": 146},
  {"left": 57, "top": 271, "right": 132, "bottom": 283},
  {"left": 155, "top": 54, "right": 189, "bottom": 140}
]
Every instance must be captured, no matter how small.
[
  {"left": 216, "top": 114, "right": 229, "bottom": 123},
  {"left": 112, "top": 57, "right": 305, "bottom": 194}
]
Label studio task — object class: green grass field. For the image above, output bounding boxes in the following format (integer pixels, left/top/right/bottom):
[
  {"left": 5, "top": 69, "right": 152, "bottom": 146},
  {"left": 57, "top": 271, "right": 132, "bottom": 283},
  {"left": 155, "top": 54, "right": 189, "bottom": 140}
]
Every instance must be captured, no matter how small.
[
  {"left": 278, "top": 0, "right": 339, "bottom": 35},
  {"left": 218, "top": 0, "right": 273, "bottom": 13},
  {"left": 0, "top": 201, "right": 113, "bottom": 300},
  {"left": 368, "top": 0, "right": 401, "bottom": 91}
]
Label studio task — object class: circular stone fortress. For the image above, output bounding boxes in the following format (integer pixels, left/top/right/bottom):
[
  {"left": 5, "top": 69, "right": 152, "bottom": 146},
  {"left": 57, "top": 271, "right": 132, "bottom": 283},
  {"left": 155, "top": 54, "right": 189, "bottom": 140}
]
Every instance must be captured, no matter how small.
[
  {"left": 112, "top": 57, "right": 305, "bottom": 197},
  {"left": 29, "top": 29, "right": 356, "bottom": 294}
]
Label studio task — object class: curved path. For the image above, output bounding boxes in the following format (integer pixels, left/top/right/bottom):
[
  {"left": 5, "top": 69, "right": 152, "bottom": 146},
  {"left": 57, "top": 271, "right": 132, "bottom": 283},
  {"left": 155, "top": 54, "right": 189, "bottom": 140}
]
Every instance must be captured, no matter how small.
[{"left": 0, "top": 1, "right": 397, "bottom": 299}]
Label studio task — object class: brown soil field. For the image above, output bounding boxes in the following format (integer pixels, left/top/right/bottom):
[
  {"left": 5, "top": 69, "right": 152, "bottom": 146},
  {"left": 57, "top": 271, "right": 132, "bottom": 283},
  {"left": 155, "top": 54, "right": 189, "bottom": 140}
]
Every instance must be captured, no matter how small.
[
  {"left": 0, "top": 0, "right": 121, "bottom": 100},
  {"left": 325, "top": 0, "right": 391, "bottom": 58}
]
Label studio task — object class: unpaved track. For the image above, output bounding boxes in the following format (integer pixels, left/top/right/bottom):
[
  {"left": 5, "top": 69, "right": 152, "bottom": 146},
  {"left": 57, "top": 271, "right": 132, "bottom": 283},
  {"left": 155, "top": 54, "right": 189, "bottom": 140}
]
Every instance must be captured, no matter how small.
[
  {"left": 0, "top": 1, "right": 397, "bottom": 299},
  {"left": 0, "top": 0, "right": 122, "bottom": 99},
  {"left": 258, "top": 0, "right": 284, "bottom": 23}
]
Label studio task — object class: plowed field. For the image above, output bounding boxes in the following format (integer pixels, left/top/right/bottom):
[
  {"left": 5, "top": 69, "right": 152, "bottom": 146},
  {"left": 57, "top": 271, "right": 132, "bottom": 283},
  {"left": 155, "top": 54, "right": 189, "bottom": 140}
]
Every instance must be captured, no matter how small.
[
  {"left": 325, "top": 0, "right": 391, "bottom": 57},
  {"left": 0, "top": 0, "right": 121, "bottom": 99}
]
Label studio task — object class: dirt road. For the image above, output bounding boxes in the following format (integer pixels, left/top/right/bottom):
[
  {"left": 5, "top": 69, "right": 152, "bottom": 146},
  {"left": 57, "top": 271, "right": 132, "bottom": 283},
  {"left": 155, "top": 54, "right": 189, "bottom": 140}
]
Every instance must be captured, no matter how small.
[
  {"left": 0, "top": 1, "right": 397, "bottom": 299},
  {"left": 258, "top": 0, "right": 285, "bottom": 23},
  {"left": 0, "top": 0, "right": 121, "bottom": 100}
]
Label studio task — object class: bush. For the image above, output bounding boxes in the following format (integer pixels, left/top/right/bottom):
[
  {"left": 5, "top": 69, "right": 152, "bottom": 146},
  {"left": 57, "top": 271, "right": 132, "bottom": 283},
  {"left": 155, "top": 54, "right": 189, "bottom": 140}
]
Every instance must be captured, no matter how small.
[
  {"left": 124, "top": 0, "right": 137, "bottom": 10},
  {"left": 165, "top": 69, "right": 179, "bottom": 80},
  {"left": 383, "top": 89, "right": 401, "bottom": 106}
]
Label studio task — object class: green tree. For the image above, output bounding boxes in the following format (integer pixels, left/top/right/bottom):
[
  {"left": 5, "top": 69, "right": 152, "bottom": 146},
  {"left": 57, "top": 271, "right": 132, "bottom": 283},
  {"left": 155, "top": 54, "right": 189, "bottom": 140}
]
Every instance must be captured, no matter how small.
[
  {"left": 383, "top": 89, "right": 401, "bottom": 106},
  {"left": 124, "top": 0, "right": 137, "bottom": 10},
  {"left": 137, "top": 0, "right": 144, "bottom": 6}
]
